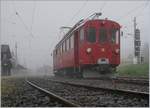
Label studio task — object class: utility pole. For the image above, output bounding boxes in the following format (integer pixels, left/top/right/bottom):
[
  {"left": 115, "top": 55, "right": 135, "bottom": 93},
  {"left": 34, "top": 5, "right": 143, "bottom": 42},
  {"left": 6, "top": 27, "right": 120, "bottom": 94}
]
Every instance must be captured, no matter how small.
[
  {"left": 133, "top": 17, "right": 136, "bottom": 64},
  {"left": 133, "top": 17, "right": 141, "bottom": 64},
  {"left": 23, "top": 56, "right": 27, "bottom": 68},
  {"left": 15, "top": 42, "right": 18, "bottom": 66}
]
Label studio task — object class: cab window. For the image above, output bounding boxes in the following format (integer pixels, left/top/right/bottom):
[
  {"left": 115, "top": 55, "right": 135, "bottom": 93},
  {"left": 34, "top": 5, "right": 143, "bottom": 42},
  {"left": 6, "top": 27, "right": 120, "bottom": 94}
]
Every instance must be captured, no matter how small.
[
  {"left": 87, "top": 27, "right": 96, "bottom": 43},
  {"left": 110, "top": 29, "right": 119, "bottom": 44},
  {"left": 99, "top": 28, "right": 107, "bottom": 43}
]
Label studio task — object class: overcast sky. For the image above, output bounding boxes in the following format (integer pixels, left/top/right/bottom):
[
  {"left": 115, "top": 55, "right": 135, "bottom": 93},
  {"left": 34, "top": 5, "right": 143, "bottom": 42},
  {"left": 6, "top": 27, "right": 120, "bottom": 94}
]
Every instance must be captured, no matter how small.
[{"left": 1, "top": 1, "right": 150, "bottom": 70}]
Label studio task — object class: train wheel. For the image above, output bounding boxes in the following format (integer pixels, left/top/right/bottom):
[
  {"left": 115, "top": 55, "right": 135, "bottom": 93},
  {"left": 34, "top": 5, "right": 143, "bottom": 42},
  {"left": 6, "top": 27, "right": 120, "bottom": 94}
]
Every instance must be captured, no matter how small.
[
  {"left": 78, "top": 69, "right": 83, "bottom": 78},
  {"left": 74, "top": 68, "right": 83, "bottom": 78},
  {"left": 79, "top": 72, "right": 83, "bottom": 78}
]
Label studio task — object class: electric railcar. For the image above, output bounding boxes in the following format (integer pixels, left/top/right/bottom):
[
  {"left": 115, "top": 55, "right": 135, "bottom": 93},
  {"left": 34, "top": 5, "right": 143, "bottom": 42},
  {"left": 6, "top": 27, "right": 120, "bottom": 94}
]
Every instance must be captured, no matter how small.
[{"left": 53, "top": 13, "right": 121, "bottom": 77}]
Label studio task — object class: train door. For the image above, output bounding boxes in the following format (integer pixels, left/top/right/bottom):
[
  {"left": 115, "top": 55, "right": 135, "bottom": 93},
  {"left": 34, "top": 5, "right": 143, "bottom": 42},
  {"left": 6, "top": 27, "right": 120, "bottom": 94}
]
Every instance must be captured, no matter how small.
[
  {"left": 99, "top": 27, "right": 110, "bottom": 57},
  {"left": 74, "top": 31, "right": 79, "bottom": 67}
]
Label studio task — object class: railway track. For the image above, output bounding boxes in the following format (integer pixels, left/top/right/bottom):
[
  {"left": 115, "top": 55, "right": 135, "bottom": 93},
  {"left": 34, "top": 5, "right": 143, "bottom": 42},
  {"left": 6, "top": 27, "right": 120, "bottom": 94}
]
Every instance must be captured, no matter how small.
[
  {"left": 26, "top": 80, "right": 79, "bottom": 107},
  {"left": 27, "top": 77, "right": 149, "bottom": 107},
  {"left": 49, "top": 76, "right": 148, "bottom": 93},
  {"left": 48, "top": 79, "right": 149, "bottom": 99},
  {"left": 83, "top": 76, "right": 149, "bottom": 85},
  {"left": 111, "top": 76, "right": 148, "bottom": 84}
]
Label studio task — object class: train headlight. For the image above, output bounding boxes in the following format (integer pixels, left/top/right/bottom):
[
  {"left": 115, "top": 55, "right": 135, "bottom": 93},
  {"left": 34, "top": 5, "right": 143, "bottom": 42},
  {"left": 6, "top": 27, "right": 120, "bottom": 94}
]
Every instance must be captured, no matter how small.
[
  {"left": 101, "top": 48, "right": 105, "bottom": 52},
  {"left": 115, "top": 49, "right": 119, "bottom": 54},
  {"left": 86, "top": 48, "right": 92, "bottom": 53}
]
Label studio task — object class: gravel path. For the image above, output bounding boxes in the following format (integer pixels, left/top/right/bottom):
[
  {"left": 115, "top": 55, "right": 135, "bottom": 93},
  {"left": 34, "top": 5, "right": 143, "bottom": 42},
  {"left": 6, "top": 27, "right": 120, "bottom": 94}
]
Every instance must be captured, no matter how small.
[{"left": 28, "top": 76, "right": 149, "bottom": 107}]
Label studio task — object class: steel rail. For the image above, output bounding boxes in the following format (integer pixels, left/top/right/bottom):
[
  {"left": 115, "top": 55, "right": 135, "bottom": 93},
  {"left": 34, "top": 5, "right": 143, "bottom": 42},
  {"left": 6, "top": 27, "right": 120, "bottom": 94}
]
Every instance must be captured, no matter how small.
[
  {"left": 49, "top": 79, "right": 149, "bottom": 99},
  {"left": 54, "top": 75, "right": 149, "bottom": 85},
  {"left": 26, "top": 80, "right": 79, "bottom": 107},
  {"left": 79, "top": 77, "right": 149, "bottom": 85},
  {"left": 113, "top": 77, "right": 149, "bottom": 85}
]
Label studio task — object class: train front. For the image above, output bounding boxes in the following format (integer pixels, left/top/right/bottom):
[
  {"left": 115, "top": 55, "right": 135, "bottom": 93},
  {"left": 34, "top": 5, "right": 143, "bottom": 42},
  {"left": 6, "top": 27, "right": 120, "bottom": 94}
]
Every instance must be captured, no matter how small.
[{"left": 79, "top": 19, "right": 121, "bottom": 74}]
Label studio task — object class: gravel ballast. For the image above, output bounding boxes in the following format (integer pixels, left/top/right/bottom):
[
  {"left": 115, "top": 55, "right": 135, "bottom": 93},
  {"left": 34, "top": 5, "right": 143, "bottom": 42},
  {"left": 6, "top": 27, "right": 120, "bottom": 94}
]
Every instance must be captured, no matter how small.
[
  {"left": 28, "top": 76, "right": 149, "bottom": 107},
  {"left": 2, "top": 76, "right": 64, "bottom": 107}
]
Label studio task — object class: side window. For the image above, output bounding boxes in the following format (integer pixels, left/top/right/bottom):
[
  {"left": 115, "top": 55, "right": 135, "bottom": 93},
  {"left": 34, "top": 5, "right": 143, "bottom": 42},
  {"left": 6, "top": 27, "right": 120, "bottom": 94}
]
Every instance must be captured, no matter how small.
[
  {"left": 57, "top": 48, "right": 59, "bottom": 55},
  {"left": 66, "top": 40, "right": 67, "bottom": 51},
  {"left": 60, "top": 47, "right": 61, "bottom": 54},
  {"left": 63, "top": 42, "right": 65, "bottom": 52},
  {"left": 71, "top": 34, "right": 74, "bottom": 49},
  {"left": 62, "top": 43, "right": 63, "bottom": 53},
  {"left": 99, "top": 28, "right": 107, "bottom": 43},
  {"left": 60, "top": 46, "right": 61, "bottom": 55},
  {"left": 61, "top": 45, "right": 63, "bottom": 54},
  {"left": 57, "top": 49, "right": 58, "bottom": 55},
  {"left": 87, "top": 27, "right": 96, "bottom": 43},
  {"left": 69, "top": 37, "right": 71, "bottom": 49},
  {"left": 56, "top": 49, "right": 57, "bottom": 55},
  {"left": 67, "top": 38, "right": 69, "bottom": 50},
  {"left": 59, "top": 46, "right": 61, "bottom": 55},
  {"left": 80, "top": 28, "right": 84, "bottom": 41},
  {"left": 65, "top": 40, "right": 67, "bottom": 51},
  {"left": 59, "top": 47, "right": 61, "bottom": 55}
]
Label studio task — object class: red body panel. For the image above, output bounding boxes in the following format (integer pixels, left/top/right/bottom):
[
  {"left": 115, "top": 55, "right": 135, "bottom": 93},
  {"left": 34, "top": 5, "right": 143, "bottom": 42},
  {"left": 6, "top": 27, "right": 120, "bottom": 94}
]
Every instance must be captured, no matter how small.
[
  {"left": 53, "top": 49, "right": 74, "bottom": 70},
  {"left": 53, "top": 19, "right": 121, "bottom": 71},
  {"left": 78, "top": 43, "right": 120, "bottom": 65}
]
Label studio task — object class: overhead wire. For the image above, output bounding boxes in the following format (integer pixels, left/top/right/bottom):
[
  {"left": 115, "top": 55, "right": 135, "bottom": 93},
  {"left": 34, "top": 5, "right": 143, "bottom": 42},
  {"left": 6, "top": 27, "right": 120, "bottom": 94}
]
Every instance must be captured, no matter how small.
[
  {"left": 120, "top": 0, "right": 150, "bottom": 48},
  {"left": 12, "top": 1, "right": 35, "bottom": 38},
  {"left": 118, "top": 2, "right": 148, "bottom": 21},
  {"left": 11, "top": 1, "right": 38, "bottom": 66},
  {"left": 133, "top": 0, "right": 150, "bottom": 18},
  {"left": 121, "top": 1, "right": 149, "bottom": 29},
  {"left": 16, "top": 12, "right": 34, "bottom": 38},
  {"left": 67, "top": 0, "right": 88, "bottom": 26},
  {"left": 69, "top": 1, "right": 107, "bottom": 25},
  {"left": 30, "top": 1, "right": 36, "bottom": 32},
  {"left": 100, "top": 1, "right": 107, "bottom": 12},
  {"left": 58, "top": 1, "right": 88, "bottom": 42},
  {"left": 28, "top": 1, "right": 37, "bottom": 48},
  {"left": 59, "top": 1, "right": 106, "bottom": 42}
]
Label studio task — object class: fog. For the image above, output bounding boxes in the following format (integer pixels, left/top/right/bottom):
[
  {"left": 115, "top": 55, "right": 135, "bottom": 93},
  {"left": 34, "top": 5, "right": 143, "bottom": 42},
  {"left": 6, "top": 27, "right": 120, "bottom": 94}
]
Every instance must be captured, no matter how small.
[{"left": 1, "top": 1, "right": 150, "bottom": 70}]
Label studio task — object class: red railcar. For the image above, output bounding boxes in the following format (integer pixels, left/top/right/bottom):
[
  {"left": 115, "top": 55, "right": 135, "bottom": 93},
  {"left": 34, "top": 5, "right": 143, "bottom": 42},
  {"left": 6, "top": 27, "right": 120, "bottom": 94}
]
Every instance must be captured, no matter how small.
[{"left": 53, "top": 13, "right": 121, "bottom": 77}]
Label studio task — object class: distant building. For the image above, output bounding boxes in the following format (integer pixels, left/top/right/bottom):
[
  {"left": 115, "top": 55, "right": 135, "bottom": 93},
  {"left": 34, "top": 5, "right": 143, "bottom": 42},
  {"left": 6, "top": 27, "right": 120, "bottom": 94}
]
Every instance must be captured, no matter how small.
[{"left": 1, "top": 44, "right": 12, "bottom": 76}]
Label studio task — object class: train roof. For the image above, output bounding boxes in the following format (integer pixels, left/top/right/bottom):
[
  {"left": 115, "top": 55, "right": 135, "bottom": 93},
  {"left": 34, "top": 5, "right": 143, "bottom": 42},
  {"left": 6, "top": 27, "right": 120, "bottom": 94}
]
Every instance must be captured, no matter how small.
[{"left": 54, "top": 18, "right": 120, "bottom": 49}]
